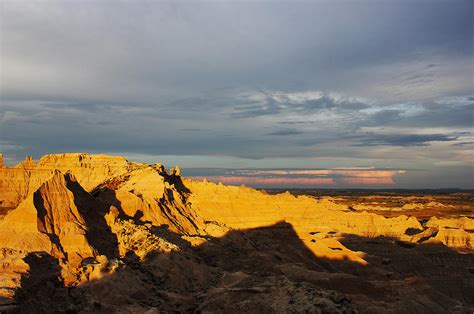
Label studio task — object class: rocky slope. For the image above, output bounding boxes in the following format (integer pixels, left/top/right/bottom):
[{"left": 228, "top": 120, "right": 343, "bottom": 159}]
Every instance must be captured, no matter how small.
[{"left": 0, "top": 153, "right": 473, "bottom": 313}]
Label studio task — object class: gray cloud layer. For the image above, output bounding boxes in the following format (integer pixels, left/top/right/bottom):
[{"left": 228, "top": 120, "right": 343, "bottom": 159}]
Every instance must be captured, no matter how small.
[{"left": 1, "top": 0, "right": 473, "bottom": 188}]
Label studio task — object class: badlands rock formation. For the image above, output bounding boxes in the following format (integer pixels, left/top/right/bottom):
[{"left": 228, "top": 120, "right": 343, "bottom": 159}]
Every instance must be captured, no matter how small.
[{"left": 0, "top": 153, "right": 473, "bottom": 313}]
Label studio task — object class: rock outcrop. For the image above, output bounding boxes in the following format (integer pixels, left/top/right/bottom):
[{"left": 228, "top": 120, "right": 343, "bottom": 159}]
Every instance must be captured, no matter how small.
[
  {"left": 38, "top": 153, "right": 130, "bottom": 191},
  {"left": 14, "top": 156, "right": 36, "bottom": 170},
  {"left": 423, "top": 217, "right": 473, "bottom": 249},
  {"left": 0, "top": 153, "right": 129, "bottom": 216},
  {"left": 93, "top": 165, "right": 205, "bottom": 235}
]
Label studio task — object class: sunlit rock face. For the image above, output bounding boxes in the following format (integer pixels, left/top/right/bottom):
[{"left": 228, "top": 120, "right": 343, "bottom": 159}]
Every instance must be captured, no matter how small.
[
  {"left": 0, "top": 153, "right": 129, "bottom": 216},
  {"left": 184, "top": 179, "right": 425, "bottom": 262},
  {"left": 38, "top": 153, "right": 130, "bottom": 191},
  {"left": 423, "top": 217, "right": 473, "bottom": 249},
  {"left": 0, "top": 153, "right": 472, "bottom": 313}
]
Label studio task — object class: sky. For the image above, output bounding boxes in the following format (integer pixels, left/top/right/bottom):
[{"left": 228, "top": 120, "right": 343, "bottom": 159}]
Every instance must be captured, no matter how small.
[{"left": 0, "top": 0, "right": 473, "bottom": 188}]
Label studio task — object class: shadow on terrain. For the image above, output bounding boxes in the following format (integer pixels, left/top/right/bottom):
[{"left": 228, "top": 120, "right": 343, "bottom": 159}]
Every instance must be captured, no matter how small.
[
  {"left": 339, "top": 234, "right": 474, "bottom": 305},
  {"left": 14, "top": 220, "right": 474, "bottom": 313},
  {"left": 163, "top": 172, "right": 191, "bottom": 194},
  {"left": 14, "top": 252, "right": 70, "bottom": 313},
  {"left": 64, "top": 174, "right": 120, "bottom": 259}
]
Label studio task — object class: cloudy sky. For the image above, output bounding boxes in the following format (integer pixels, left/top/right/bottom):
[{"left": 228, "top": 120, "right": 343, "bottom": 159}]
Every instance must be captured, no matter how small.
[{"left": 1, "top": 0, "right": 473, "bottom": 188}]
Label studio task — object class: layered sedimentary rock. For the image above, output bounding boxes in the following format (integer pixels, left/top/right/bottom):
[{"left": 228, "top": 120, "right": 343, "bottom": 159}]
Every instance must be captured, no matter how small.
[
  {"left": 0, "top": 168, "right": 34, "bottom": 215},
  {"left": 423, "top": 217, "right": 473, "bottom": 249},
  {"left": 38, "top": 153, "right": 130, "bottom": 191},
  {"left": 0, "top": 153, "right": 472, "bottom": 313},
  {"left": 184, "top": 178, "right": 423, "bottom": 261},
  {"left": 0, "top": 153, "right": 129, "bottom": 215}
]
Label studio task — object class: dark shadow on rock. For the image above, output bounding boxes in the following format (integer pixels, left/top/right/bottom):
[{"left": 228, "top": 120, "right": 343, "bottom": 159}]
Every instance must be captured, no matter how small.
[
  {"left": 15, "top": 252, "right": 78, "bottom": 313},
  {"left": 12, "top": 221, "right": 474, "bottom": 313},
  {"left": 133, "top": 210, "right": 144, "bottom": 222},
  {"left": 340, "top": 234, "right": 474, "bottom": 306},
  {"left": 64, "top": 173, "right": 120, "bottom": 259},
  {"left": 129, "top": 212, "right": 193, "bottom": 249},
  {"left": 91, "top": 186, "right": 129, "bottom": 220},
  {"left": 405, "top": 227, "right": 424, "bottom": 235},
  {"left": 148, "top": 224, "right": 193, "bottom": 249},
  {"left": 163, "top": 173, "right": 191, "bottom": 194}
]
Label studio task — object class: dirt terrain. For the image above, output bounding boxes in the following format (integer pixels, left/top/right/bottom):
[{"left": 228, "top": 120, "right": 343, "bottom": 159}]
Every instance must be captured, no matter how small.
[
  {"left": 0, "top": 153, "right": 473, "bottom": 313},
  {"left": 266, "top": 189, "right": 474, "bottom": 220}
]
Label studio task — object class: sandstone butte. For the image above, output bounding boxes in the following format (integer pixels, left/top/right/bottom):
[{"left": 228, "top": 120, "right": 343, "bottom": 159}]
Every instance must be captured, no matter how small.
[{"left": 0, "top": 153, "right": 473, "bottom": 313}]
